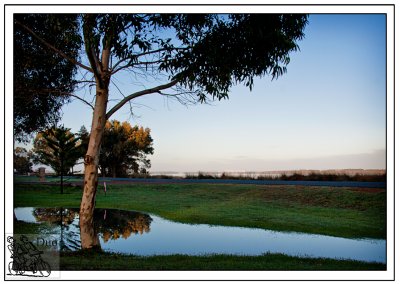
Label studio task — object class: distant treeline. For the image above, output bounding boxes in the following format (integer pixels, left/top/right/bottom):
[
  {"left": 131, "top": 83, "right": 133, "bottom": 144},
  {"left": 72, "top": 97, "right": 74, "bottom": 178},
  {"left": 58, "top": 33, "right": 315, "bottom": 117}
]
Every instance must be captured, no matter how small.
[
  {"left": 183, "top": 172, "right": 386, "bottom": 182},
  {"left": 24, "top": 171, "right": 386, "bottom": 182}
]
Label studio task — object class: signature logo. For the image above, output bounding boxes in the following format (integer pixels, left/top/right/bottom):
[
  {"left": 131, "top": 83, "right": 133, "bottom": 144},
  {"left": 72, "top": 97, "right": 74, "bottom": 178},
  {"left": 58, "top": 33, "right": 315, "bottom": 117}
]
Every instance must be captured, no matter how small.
[{"left": 7, "top": 235, "right": 51, "bottom": 277}]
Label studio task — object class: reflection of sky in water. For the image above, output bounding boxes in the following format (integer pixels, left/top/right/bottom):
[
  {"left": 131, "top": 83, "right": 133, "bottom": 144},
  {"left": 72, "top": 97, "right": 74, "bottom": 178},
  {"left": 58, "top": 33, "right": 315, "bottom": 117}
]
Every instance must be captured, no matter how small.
[
  {"left": 14, "top": 207, "right": 37, "bottom": 223},
  {"left": 14, "top": 208, "right": 386, "bottom": 263}
]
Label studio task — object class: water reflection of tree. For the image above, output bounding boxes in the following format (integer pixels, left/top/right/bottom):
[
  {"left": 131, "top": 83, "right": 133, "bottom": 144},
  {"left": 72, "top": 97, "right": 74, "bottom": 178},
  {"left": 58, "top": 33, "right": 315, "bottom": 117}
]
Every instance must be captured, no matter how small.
[
  {"left": 93, "top": 209, "right": 152, "bottom": 243},
  {"left": 33, "top": 208, "right": 81, "bottom": 251},
  {"left": 33, "top": 208, "right": 78, "bottom": 224},
  {"left": 32, "top": 208, "right": 153, "bottom": 248}
]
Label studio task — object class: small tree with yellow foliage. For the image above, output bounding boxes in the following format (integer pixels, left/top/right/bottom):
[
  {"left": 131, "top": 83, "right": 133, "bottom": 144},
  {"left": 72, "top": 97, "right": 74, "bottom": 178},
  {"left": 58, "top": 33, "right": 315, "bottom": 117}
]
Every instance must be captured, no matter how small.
[{"left": 99, "top": 120, "right": 154, "bottom": 178}]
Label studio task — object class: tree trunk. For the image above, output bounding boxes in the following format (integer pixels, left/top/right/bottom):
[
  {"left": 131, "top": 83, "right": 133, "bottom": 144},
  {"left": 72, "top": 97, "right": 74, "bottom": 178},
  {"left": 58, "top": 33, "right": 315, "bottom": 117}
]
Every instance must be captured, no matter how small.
[
  {"left": 79, "top": 84, "right": 109, "bottom": 250},
  {"left": 79, "top": 15, "right": 113, "bottom": 249}
]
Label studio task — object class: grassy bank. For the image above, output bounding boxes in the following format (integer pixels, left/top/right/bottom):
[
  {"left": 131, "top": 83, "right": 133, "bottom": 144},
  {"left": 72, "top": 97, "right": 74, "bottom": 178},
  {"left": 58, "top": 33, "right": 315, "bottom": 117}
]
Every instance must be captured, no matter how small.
[
  {"left": 60, "top": 250, "right": 385, "bottom": 270},
  {"left": 14, "top": 182, "right": 386, "bottom": 239}
]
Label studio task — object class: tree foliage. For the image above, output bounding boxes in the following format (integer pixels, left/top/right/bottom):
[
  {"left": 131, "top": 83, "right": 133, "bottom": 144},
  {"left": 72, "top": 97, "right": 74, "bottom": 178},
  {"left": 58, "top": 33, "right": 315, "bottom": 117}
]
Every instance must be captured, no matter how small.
[
  {"left": 99, "top": 120, "right": 154, "bottom": 177},
  {"left": 77, "top": 14, "right": 308, "bottom": 116},
  {"left": 14, "top": 13, "right": 308, "bottom": 249},
  {"left": 32, "top": 126, "right": 82, "bottom": 176},
  {"left": 14, "top": 147, "right": 33, "bottom": 174},
  {"left": 157, "top": 14, "right": 308, "bottom": 101},
  {"left": 14, "top": 14, "right": 81, "bottom": 142},
  {"left": 77, "top": 125, "right": 90, "bottom": 157}
]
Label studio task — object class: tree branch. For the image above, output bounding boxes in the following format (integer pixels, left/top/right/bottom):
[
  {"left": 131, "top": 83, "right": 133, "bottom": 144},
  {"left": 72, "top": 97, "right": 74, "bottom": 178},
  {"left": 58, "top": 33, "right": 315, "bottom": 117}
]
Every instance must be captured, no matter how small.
[
  {"left": 68, "top": 94, "right": 95, "bottom": 110},
  {"left": 106, "top": 79, "right": 179, "bottom": 119},
  {"left": 111, "top": 59, "right": 166, "bottom": 75},
  {"left": 111, "top": 57, "right": 132, "bottom": 72},
  {"left": 82, "top": 15, "right": 103, "bottom": 83},
  {"left": 17, "top": 88, "right": 94, "bottom": 110},
  {"left": 75, "top": 80, "right": 96, "bottom": 84},
  {"left": 135, "top": 47, "right": 189, "bottom": 58},
  {"left": 100, "top": 15, "right": 116, "bottom": 71},
  {"left": 110, "top": 47, "right": 189, "bottom": 74},
  {"left": 15, "top": 20, "right": 93, "bottom": 73}
]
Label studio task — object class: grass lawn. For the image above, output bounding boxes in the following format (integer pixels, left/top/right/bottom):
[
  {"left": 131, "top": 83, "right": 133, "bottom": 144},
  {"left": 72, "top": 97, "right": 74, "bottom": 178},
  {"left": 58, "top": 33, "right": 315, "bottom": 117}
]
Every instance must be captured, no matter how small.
[
  {"left": 13, "top": 182, "right": 386, "bottom": 270},
  {"left": 60, "top": 250, "right": 385, "bottom": 270},
  {"left": 14, "top": 182, "right": 386, "bottom": 239}
]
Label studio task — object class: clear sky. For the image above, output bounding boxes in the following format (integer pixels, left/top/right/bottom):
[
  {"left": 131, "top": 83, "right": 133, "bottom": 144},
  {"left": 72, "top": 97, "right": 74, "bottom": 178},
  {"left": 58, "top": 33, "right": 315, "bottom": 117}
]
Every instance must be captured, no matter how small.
[{"left": 59, "top": 14, "right": 386, "bottom": 172}]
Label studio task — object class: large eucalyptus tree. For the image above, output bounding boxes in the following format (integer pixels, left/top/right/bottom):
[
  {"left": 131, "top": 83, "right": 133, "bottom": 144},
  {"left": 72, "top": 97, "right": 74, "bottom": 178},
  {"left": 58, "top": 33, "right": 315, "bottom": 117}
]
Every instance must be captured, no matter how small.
[{"left": 15, "top": 13, "right": 308, "bottom": 249}]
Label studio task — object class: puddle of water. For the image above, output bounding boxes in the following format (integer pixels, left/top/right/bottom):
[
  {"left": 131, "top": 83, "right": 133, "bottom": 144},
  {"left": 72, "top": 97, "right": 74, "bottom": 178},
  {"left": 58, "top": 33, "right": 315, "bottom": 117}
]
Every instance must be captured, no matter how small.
[{"left": 14, "top": 207, "right": 386, "bottom": 263}]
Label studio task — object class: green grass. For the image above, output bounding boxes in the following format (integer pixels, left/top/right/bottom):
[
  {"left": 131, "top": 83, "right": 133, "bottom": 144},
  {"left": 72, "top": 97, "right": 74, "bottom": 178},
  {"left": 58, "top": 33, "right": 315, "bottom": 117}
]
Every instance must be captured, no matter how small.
[
  {"left": 13, "top": 182, "right": 386, "bottom": 271},
  {"left": 14, "top": 175, "right": 84, "bottom": 183},
  {"left": 60, "top": 250, "right": 385, "bottom": 270},
  {"left": 14, "top": 182, "right": 386, "bottom": 239},
  {"left": 14, "top": 220, "right": 45, "bottom": 234}
]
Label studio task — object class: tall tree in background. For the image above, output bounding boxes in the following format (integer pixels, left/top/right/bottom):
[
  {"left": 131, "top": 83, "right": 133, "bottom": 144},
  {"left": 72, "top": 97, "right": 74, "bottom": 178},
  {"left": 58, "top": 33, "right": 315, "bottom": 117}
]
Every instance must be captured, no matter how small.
[
  {"left": 15, "top": 14, "right": 308, "bottom": 249},
  {"left": 32, "top": 126, "right": 82, "bottom": 194},
  {"left": 14, "top": 14, "right": 81, "bottom": 142},
  {"left": 77, "top": 125, "right": 90, "bottom": 158},
  {"left": 99, "top": 120, "right": 154, "bottom": 178}
]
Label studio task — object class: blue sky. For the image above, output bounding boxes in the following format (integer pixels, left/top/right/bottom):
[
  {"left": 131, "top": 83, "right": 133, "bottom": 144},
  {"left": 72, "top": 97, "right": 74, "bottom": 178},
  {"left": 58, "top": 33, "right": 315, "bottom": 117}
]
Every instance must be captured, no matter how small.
[{"left": 59, "top": 14, "right": 386, "bottom": 172}]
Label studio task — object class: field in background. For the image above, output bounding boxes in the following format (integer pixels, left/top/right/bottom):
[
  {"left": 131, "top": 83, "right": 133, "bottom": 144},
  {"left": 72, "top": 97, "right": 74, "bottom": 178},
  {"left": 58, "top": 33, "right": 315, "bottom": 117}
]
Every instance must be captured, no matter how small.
[{"left": 15, "top": 168, "right": 386, "bottom": 182}]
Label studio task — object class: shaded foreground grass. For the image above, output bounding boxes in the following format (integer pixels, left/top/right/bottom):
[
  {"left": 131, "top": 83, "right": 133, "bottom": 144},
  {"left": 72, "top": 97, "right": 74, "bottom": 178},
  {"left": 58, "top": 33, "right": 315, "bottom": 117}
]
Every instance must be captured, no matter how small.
[
  {"left": 14, "top": 182, "right": 386, "bottom": 239},
  {"left": 60, "top": 250, "right": 385, "bottom": 271}
]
